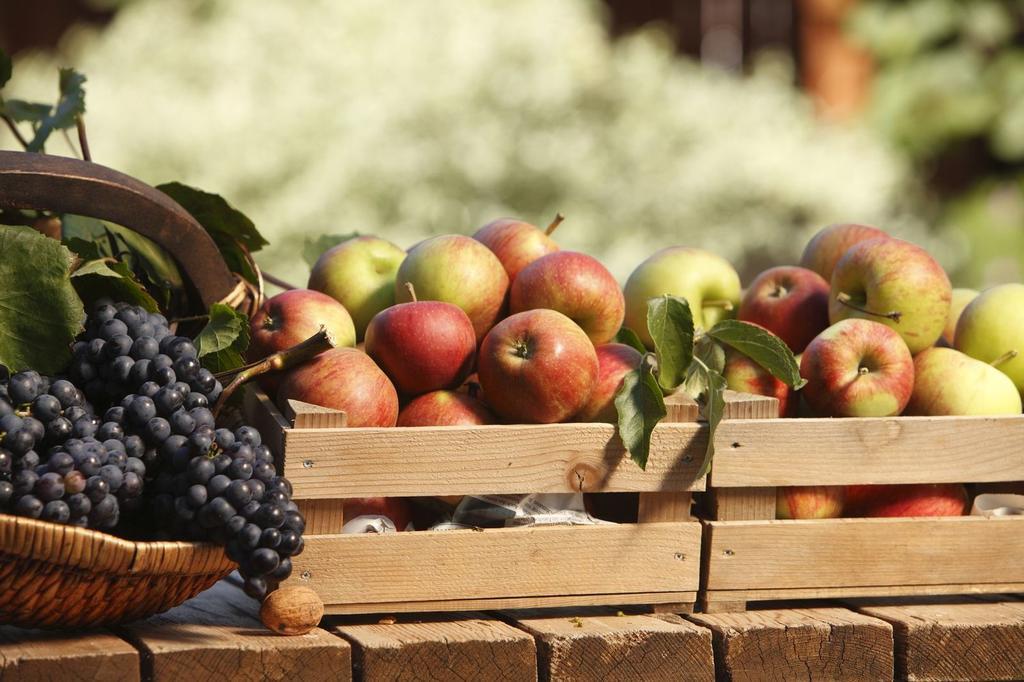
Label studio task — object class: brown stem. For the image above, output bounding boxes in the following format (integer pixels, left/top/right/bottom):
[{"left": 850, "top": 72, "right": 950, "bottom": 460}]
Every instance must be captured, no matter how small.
[
  {"left": 835, "top": 292, "right": 902, "bottom": 323},
  {"left": 990, "top": 350, "right": 1019, "bottom": 368},
  {"left": 405, "top": 282, "right": 418, "bottom": 302},
  {"left": 262, "top": 271, "right": 298, "bottom": 290},
  {"left": 544, "top": 212, "right": 565, "bottom": 236},
  {"left": 61, "top": 129, "right": 80, "bottom": 158},
  {"left": 170, "top": 314, "right": 210, "bottom": 325},
  {"left": 1, "top": 115, "right": 29, "bottom": 149},
  {"left": 212, "top": 328, "right": 336, "bottom": 417},
  {"left": 702, "top": 299, "right": 735, "bottom": 311},
  {"left": 76, "top": 116, "right": 91, "bottom": 162}
]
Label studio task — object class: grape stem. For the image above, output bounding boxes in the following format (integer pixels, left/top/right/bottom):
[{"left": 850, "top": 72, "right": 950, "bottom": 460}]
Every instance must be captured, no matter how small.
[
  {"left": 212, "top": 328, "right": 336, "bottom": 418},
  {"left": 1, "top": 115, "right": 29, "bottom": 150},
  {"left": 76, "top": 116, "right": 92, "bottom": 162}
]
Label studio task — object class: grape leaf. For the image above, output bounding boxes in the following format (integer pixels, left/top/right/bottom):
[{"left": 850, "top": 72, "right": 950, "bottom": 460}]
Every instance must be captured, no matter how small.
[
  {"left": 0, "top": 48, "right": 10, "bottom": 88},
  {"left": 2, "top": 99, "right": 51, "bottom": 123},
  {"left": 707, "top": 319, "right": 806, "bottom": 388},
  {"left": 613, "top": 326, "right": 647, "bottom": 354},
  {"left": 71, "top": 258, "right": 159, "bottom": 312},
  {"left": 614, "top": 361, "right": 667, "bottom": 470},
  {"left": 647, "top": 295, "right": 695, "bottom": 391},
  {"left": 303, "top": 232, "right": 361, "bottom": 268},
  {"left": 63, "top": 237, "right": 103, "bottom": 261},
  {"left": 195, "top": 302, "right": 250, "bottom": 372},
  {"left": 687, "top": 359, "right": 726, "bottom": 477},
  {"left": 0, "top": 226, "right": 84, "bottom": 374},
  {"left": 26, "top": 68, "right": 86, "bottom": 153}
]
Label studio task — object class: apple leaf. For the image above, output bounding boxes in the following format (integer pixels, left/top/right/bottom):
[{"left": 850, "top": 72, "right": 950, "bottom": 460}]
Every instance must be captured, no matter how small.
[
  {"left": 71, "top": 258, "right": 160, "bottom": 312},
  {"left": 302, "top": 232, "right": 361, "bottom": 268},
  {"left": 2, "top": 99, "right": 51, "bottom": 123},
  {"left": 0, "top": 226, "right": 84, "bottom": 374},
  {"left": 26, "top": 68, "right": 86, "bottom": 153},
  {"left": 0, "top": 48, "right": 11, "bottom": 88},
  {"left": 195, "top": 302, "right": 250, "bottom": 372},
  {"left": 614, "top": 359, "right": 667, "bottom": 471},
  {"left": 647, "top": 295, "right": 695, "bottom": 392},
  {"left": 613, "top": 326, "right": 647, "bottom": 354},
  {"left": 693, "top": 333, "right": 726, "bottom": 374},
  {"left": 686, "top": 358, "right": 727, "bottom": 477},
  {"left": 707, "top": 319, "right": 806, "bottom": 389}
]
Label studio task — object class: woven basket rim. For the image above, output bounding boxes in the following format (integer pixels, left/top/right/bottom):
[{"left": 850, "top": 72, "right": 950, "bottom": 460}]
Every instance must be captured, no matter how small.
[{"left": 0, "top": 513, "right": 234, "bottom": 576}]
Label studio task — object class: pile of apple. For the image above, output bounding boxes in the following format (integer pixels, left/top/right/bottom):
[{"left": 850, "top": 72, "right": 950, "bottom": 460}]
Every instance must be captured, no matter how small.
[{"left": 248, "top": 219, "right": 1023, "bottom": 523}]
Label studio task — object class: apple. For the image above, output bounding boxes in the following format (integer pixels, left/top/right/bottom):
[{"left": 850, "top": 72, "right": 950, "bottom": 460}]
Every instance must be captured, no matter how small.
[
  {"left": 575, "top": 343, "right": 642, "bottom": 423},
  {"left": 799, "top": 223, "right": 889, "bottom": 282},
  {"left": 623, "top": 247, "right": 741, "bottom": 348},
  {"left": 738, "top": 266, "right": 830, "bottom": 354},
  {"left": 723, "top": 348, "right": 794, "bottom": 417},
  {"left": 829, "top": 238, "right": 952, "bottom": 354},
  {"left": 397, "top": 390, "right": 496, "bottom": 426},
  {"left": 277, "top": 348, "right": 399, "bottom": 427},
  {"left": 800, "top": 319, "right": 914, "bottom": 417},
  {"left": 249, "top": 289, "right": 356, "bottom": 358},
  {"left": 395, "top": 235, "right": 510, "bottom": 341},
  {"left": 344, "top": 497, "right": 414, "bottom": 531},
  {"left": 472, "top": 214, "right": 562, "bottom": 281},
  {"left": 509, "top": 251, "right": 625, "bottom": 345},
  {"left": 307, "top": 236, "right": 406, "bottom": 341},
  {"left": 940, "top": 288, "right": 979, "bottom": 347},
  {"left": 776, "top": 486, "right": 844, "bottom": 519},
  {"left": 955, "top": 283, "right": 1024, "bottom": 395},
  {"left": 478, "top": 309, "right": 599, "bottom": 423},
  {"left": 364, "top": 284, "right": 476, "bottom": 396},
  {"left": 845, "top": 484, "right": 968, "bottom": 518},
  {"left": 905, "top": 347, "right": 1022, "bottom": 416}
]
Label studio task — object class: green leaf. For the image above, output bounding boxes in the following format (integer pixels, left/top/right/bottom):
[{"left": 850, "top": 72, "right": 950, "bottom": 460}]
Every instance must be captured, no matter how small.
[
  {"left": 687, "top": 359, "right": 726, "bottom": 478},
  {"left": 0, "top": 226, "right": 84, "bottom": 374},
  {"left": 26, "top": 68, "right": 86, "bottom": 153},
  {"left": 707, "top": 319, "right": 806, "bottom": 389},
  {"left": 63, "top": 237, "right": 103, "bottom": 261},
  {"left": 646, "top": 295, "right": 695, "bottom": 392},
  {"left": 0, "top": 48, "right": 11, "bottom": 89},
  {"left": 70, "top": 258, "right": 159, "bottom": 312},
  {"left": 1, "top": 99, "right": 51, "bottom": 123},
  {"left": 613, "top": 327, "right": 647, "bottom": 354},
  {"left": 195, "top": 302, "right": 250, "bottom": 372},
  {"left": 614, "top": 360, "right": 667, "bottom": 470},
  {"left": 693, "top": 333, "right": 725, "bottom": 374},
  {"left": 303, "top": 232, "right": 360, "bottom": 268}
]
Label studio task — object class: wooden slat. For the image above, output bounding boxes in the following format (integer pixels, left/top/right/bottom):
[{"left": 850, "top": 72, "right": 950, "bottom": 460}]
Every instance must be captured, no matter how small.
[
  {"left": 704, "top": 516, "right": 1024, "bottom": 592},
  {"left": 119, "top": 578, "right": 351, "bottom": 681},
  {"left": 663, "top": 390, "right": 701, "bottom": 422},
  {"left": 334, "top": 616, "right": 536, "bottom": 681},
  {"left": 243, "top": 387, "right": 287, "bottom": 458},
  {"left": 292, "top": 524, "right": 700, "bottom": 608},
  {"left": 637, "top": 492, "right": 691, "bottom": 522},
  {"left": 298, "top": 499, "right": 346, "bottom": 535},
  {"left": 703, "top": 584, "right": 1024, "bottom": 607},
  {"left": 284, "top": 399, "right": 349, "bottom": 429},
  {"left": 0, "top": 627, "right": 139, "bottom": 681},
  {"left": 688, "top": 608, "right": 894, "bottom": 682},
  {"left": 711, "top": 415, "right": 1024, "bottom": 487},
  {"left": 322, "top": 592, "right": 697, "bottom": 616},
  {"left": 708, "top": 487, "right": 776, "bottom": 521}
]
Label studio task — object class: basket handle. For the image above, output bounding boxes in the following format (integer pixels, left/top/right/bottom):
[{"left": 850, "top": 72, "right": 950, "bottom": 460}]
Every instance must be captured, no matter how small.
[{"left": 0, "top": 150, "right": 239, "bottom": 308}]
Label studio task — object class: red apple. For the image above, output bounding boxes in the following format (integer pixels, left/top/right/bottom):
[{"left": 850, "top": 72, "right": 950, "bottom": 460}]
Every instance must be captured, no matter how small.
[
  {"left": 478, "top": 309, "right": 599, "bottom": 423},
  {"left": 723, "top": 349, "right": 794, "bottom": 417},
  {"left": 800, "top": 319, "right": 914, "bottom": 417},
  {"left": 364, "top": 285, "right": 476, "bottom": 396},
  {"left": 344, "top": 497, "right": 414, "bottom": 531},
  {"left": 845, "top": 484, "right": 968, "bottom": 518},
  {"left": 509, "top": 251, "right": 625, "bottom": 345},
  {"left": 575, "top": 343, "right": 642, "bottom": 423},
  {"left": 249, "top": 289, "right": 356, "bottom": 357},
  {"left": 473, "top": 215, "right": 562, "bottom": 281},
  {"left": 397, "top": 390, "right": 496, "bottom": 426},
  {"left": 776, "top": 486, "right": 845, "bottom": 519},
  {"left": 738, "top": 266, "right": 830, "bottom": 354},
  {"left": 277, "top": 348, "right": 399, "bottom": 427},
  {"left": 800, "top": 223, "right": 889, "bottom": 282}
]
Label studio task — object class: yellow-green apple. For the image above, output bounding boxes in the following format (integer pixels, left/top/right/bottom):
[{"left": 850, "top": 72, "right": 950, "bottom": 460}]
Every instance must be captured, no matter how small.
[
  {"left": 397, "top": 390, "right": 496, "bottom": 426},
  {"left": 575, "top": 343, "right": 642, "bottom": 423},
  {"left": 478, "top": 309, "right": 598, "bottom": 423},
  {"left": 277, "top": 348, "right": 399, "bottom": 427},
  {"left": 344, "top": 497, "right": 414, "bottom": 531},
  {"left": 940, "top": 288, "right": 979, "bottom": 347},
  {"left": 472, "top": 214, "right": 562, "bottom": 281},
  {"left": 623, "top": 247, "right": 741, "bottom": 347},
  {"left": 509, "top": 251, "right": 625, "bottom": 345},
  {"left": 776, "top": 486, "right": 844, "bottom": 519},
  {"left": 723, "top": 348, "right": 794, "bottom": 417},
  {"left": 845, "top": 483, "right": 968, "bottom": 517},
  {"left": 955, "top": 283, "right": 1024, "bottom": 395},
  {"left": 364, "top": 285, "right": 476, "bottom": 396},
  {"left": 307, "top": 236, "right": 406, "bottom": 341},
  {"left": 905, "top": 347, "right": 1021, "bottom": 416},
  {"left": 800, "top": 223, "right": 889, "bottom": 282},
  {"left": 395, "top": 235, "right": 509, "bottom": 341},
  {"left": 800, "top": 319, "right": 914, "bottom": 417},
  {"left": 829, "top": 238, "right": 952, "bottom": 354},
  {"left": 738, "top": 266, "right": 830, "bottom": 353},
  {"left": 249, "top": 289, "right": 356, "bottom": 359}
]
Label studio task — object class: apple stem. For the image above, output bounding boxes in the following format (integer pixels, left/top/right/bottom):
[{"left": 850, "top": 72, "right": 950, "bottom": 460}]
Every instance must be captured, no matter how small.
[
  {"left": 990, "top": 349, "right": 1019, "bottom": 368},
  {"left": 641, "top": 351, "right": 659, "bottom": 375},
  {"left": 405, "top": 282, "right": 418, "bottom": 303},
  {"left": 836, "top": 292, "right": 902, "bottom": 323},
  {"left": 212, "top": 328, "right": 337, "bottom": 418},
  {"left": 702, "top": 299, "right": 735, "bottom": 311},
  {"left": 544, "top": 213, "right": 565, "bottom": 236},
  {"left": 858, "top": 366, "right": 870, "bottom": 376}
]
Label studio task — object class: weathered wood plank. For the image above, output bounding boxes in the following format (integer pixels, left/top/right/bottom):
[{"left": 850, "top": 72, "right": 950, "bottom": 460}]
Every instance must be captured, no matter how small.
[
  {"left": 322, "top": 592, "right": 697, "bottom": 616},
  {"left": 0, "top": 627, "right": 139, "bottom": 682},
  {"left": 701, "top": 583, "right": 1024, "bottom": 609}
]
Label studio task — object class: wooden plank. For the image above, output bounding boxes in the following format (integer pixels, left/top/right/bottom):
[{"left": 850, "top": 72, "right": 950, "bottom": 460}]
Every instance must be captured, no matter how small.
[
  {"left": 298, "top": 499, "right": 346, "bottom": 535},
  {"left": 291, "top": 524, "right": 700, "bottom": 607},
  {"left": 704, "top": 516, "right": 1024, "bottom": 592},
  {"left": 688, "top": 608, "right": 894, "bottom": 682},
  {"left": 637, "top": 492, "right": 691, "bottom": 522},
  {"left": 118, "top": 578, "right": 351, "bottom": 682},
  {"left": 702, "top": 583, "right": 1024, "bottom": 606},
  {"left": 0, "top": 627, "right": 139, "bottom": 681},
  {"left": 663, "top": 389, "right": 700, "bottom": 422},
  {"left": 721, "top": 390, "right": 778, "bottom": 419},
  {"left": 858, "top": 600, "right": 1024, "bottom": 681},
  {"left": 322, "top": 591, "right": 697, "bottom": 616},
  {"left": 243, "top": 386, "right": 287, "bottom": 457},
  {"left": 283, "top": 398, "right": 349, "bottom": 429},
  {"left": 711, "top": 415, "right": 1024, "bottom": 487},
  {"left": 334, "top": 616, "right": 536, "bottom": 681},
  {"left": 509, "top": 609, "right": 714, "bottom": 682},
  {"left": 708, "top": 488, "right": 776, "bottom": 521}
]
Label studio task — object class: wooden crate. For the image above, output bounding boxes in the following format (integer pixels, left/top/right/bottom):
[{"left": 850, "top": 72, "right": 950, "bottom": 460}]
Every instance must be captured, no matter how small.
[
  {"left": 243, "top": 388, "right": 761, "bottom": 616},
  {"left": 700, "top": 411, "right": 1024, "bottom": 613}
]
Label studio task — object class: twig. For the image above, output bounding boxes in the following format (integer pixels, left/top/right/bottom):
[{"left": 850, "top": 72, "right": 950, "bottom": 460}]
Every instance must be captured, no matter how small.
[
  {"left": 76, "top": 116, "right": 91, "bottom": 162},
  {"left": 1, "top": 115, "right": 29, "bottom": 149},
  {"left": 169, "top": 314, "right": 210, "bottom": 325},
  {"left": 61, "top": 128, "right": 81, "bottom": 158},
  {"left": 262, "top": 271, "right": 298, "bottom": 290}
]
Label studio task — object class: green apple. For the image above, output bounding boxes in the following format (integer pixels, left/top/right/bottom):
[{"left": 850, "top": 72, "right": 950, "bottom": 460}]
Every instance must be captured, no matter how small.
[
  {"left": 307, "top": 236, "right": 406, "bottom": 341},
  {"left": 941, "top": 287, "right": 979, "bottom": 347},
  {"left": 829, "top": 238, "right": 951, "bottom": 354},
  {"left": 623, "top": 247, "right": 741, "bottom": 348},
  {"left": 906, "top": 347, "right": 1021, "bottom": 416},
  {"left": 955, "top": 283, "right": 1024, "bottom": 395}
]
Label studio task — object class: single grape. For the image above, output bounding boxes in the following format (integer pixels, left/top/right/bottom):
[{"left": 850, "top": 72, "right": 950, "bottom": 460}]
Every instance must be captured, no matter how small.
[
  {"left": 85, "top": 475, "right": 110, "bottom": 503},
  {"left": 67, "top": 492, "right": 91, "bottom": 517},
  {"left": 259, "top": 527, "right": 282, "bottom": 549},
  {"left": 14, "top": 494, "right": 44, "bottom": 518},
  {"left": 248, "top": 547, "right": 281, "bottom": 576},
  {"left": 49, "top": 379, "right": 79, "bottom": 408},
  {"left": 186, "top": 484, "right": 208, "bottom": 508},
  {"left": 243, "top": 576, "right": 268, "bottom": 601},
  {"left": 64, "top": 470, "right": 86, "bottom": 494},
  {"left": 207, "top": 473, "right": 231, "bottom": 497},
  {"left": 130, "top": 336, "right": 159, "bottom": 360},
  {"left": 145, "top": 417, "right": 171, "bottom": 444},
  {"left": 31, "top": 394, "right": 62, "bottom": 422},
  {"left": 35, "top": 472, "right": 65, "bottom": 501},
  {"left": 41, "top": 500, "right": 71, "bottom": 523}
]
